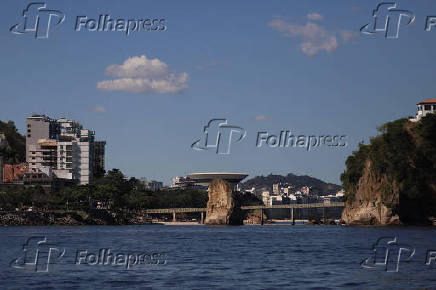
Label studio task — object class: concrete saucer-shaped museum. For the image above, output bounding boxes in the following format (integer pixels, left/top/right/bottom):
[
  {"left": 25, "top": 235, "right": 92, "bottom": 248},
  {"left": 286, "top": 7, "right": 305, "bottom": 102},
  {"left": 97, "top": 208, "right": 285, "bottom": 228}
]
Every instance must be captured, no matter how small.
[{"left": 187, "top": 172, "right": 248, "bottom": 187}]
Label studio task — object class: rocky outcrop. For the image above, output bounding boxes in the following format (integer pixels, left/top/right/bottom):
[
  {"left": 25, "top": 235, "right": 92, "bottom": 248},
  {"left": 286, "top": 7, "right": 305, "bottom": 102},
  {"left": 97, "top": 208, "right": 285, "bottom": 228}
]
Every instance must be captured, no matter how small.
[
  {"left": 0, "top": 210, "right": 153, "bottom": 226},
  {"left": 205, "top": 179, "right": 243, "bottom": 225},
  {"left": 243, "top": 211, "right": 267, "bottom": 225},
  {"left": 0, "top": 212, "right": 86, "bottom": 226},
  {"left": 342, "top": 160, "right": 401, "bottom": 225}
]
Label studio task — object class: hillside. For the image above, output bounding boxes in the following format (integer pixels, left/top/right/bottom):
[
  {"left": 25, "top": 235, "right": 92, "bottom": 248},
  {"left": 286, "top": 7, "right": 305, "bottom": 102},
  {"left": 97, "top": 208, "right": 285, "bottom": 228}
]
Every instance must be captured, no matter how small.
[
  {"left": 242, "top": 173, "right": 341, "bottom": 195},
  {"left": 341, "top": 114, "right": 436, "bottom": 225},
  {"left": 0, "top": 120, "right": 26, "bottom": 164}
]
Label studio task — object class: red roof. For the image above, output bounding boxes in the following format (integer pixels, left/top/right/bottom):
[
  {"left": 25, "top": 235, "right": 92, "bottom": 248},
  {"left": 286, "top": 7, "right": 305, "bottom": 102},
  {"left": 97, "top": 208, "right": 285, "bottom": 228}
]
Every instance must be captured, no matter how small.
[{"left": 418, "top": 98, "right": 436, "bottom": 104}]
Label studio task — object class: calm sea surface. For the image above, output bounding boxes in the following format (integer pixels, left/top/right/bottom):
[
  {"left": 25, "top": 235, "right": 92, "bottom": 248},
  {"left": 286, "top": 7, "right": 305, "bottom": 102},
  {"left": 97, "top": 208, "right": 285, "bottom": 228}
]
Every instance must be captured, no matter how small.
[{"left": 1, "top": 225, "right": 436, "bottom": 289}]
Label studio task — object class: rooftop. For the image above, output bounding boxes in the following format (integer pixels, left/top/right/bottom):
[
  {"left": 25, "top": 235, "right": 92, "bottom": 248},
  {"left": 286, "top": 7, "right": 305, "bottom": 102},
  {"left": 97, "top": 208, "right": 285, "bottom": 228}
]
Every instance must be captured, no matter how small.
[{"left": 418, "top": 98, "right": 436, "bottom": 104}]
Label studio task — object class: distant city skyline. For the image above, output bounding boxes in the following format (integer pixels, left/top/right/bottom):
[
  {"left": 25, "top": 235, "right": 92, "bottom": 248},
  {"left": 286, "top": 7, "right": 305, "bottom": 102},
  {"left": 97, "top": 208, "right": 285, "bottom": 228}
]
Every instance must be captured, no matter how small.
[{"left": 2, "top": 0, "right": 436, "bottom": 185}]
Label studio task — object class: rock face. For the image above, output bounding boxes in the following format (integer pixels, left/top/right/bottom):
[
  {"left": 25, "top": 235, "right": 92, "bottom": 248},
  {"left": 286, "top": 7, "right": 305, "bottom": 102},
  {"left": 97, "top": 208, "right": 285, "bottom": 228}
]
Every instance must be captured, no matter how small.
[
  {"left": 342, "top": 160, "right": 401, "bottom": 225},
  {"left": 243, "top": 211, "right": 267, "bottom": 225},
  {"left": 205, "top": 179, "right": 243, "bottom": 225}
]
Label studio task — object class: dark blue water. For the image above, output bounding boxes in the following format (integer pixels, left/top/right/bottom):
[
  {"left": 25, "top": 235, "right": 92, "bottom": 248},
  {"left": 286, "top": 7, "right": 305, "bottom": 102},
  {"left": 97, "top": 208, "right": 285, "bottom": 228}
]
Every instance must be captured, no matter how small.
[{"left": 1, "top": 225, "right": 436, "bottom": 289}]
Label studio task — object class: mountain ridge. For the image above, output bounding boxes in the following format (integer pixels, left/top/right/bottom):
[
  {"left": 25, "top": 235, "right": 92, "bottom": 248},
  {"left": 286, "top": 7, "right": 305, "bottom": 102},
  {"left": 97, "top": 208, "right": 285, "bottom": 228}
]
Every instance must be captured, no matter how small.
[{"left": 242, "top": 173, "right": 341, "bottom": 196}]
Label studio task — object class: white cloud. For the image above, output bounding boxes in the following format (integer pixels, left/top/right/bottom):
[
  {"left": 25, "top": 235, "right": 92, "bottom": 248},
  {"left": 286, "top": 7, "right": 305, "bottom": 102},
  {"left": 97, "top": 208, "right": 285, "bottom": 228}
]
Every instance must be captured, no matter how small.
[
  {"left": 339, "top": 30, "right": 358, "bottom": 44},
  {"left": 306, "top": 13, "right": 323, "bottom": 21},
  {"left": 97, "top": 55, "right": 189, "bottom": 94},
  {"left": 268, "top": 18, "right": 356, "bottom": 56},
  {"left": 91, "top": 106, "right": 106, "bottom": 112},
  {"left": 253, "top": 115, "right": 272, "bottom": 121}
]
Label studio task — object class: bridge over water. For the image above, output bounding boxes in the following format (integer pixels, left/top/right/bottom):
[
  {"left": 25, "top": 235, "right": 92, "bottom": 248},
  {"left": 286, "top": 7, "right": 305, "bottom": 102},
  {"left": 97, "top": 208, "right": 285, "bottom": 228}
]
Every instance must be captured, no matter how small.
[{"left": 144, "top": 202, "right": 345, "bottom": 225}]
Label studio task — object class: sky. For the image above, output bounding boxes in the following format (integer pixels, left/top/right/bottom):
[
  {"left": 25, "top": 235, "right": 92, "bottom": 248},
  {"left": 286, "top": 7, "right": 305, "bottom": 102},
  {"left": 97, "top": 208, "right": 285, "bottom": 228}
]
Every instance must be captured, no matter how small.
[{"left": 1, "top": 0, "right": 436, "bottom": 185}]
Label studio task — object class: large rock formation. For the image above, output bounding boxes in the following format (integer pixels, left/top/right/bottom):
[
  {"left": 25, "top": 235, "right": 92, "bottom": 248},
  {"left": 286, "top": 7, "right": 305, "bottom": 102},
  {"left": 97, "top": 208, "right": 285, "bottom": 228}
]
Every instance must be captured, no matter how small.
[
  {"left": 341, "top": 116, "right": 436, "bottom": 225},
  {"left": 341, "top": 160, "right": 401, "bottom": 225},
  {"left": 205, "top": 179, "right": 243, "bottom": 225}
]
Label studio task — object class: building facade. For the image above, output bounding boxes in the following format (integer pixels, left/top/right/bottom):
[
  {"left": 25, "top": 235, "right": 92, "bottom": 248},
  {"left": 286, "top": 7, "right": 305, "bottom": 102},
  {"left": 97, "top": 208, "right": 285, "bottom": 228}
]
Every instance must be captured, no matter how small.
[
  {"left": 25, "top": 114, "right": 103, "bottom": 185},
  {"left": 410, "top": 98, "right": 436, "bottom": 122},
  {"left": 94, "top": 141, "right": 106, "bottom": 178}
]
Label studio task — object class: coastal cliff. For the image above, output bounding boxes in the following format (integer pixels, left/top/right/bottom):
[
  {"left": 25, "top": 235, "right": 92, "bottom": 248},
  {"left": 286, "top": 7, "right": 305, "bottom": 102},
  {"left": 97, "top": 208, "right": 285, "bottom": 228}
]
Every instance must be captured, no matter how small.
[
  {"left": 341, "top": 160, "right": 401, "bottom": 225},
  {"left": 341, "top": 115, "right": 436, "bottom": 225}
]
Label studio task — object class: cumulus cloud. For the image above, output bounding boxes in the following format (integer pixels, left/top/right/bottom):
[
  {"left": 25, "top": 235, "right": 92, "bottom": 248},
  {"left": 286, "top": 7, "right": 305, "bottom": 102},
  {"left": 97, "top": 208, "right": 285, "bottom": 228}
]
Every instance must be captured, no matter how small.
[
  {"left": 253, "top": 115, "right": 272, "bottom": 121},
  {"left": 97, "top": 55, "right": 189, "bottom": 94},
  {"left": 268, "top": 17, "right": 356, "bottom": 56},
  {"left": 339, "top": 30, "right": 358, "bottom": 44},
  {"left": 306, "top": 13, "right": 323, "bottom": 21},
  {"left": 91, "top": 106, "right": 106, "bottom": 113}
]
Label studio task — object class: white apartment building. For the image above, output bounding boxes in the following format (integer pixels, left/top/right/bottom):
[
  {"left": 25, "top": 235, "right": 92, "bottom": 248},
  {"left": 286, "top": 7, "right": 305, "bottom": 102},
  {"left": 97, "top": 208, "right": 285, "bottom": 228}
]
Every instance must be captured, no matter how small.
[{"left": 26, "top": 115, "right": 99, "bottom": 185}]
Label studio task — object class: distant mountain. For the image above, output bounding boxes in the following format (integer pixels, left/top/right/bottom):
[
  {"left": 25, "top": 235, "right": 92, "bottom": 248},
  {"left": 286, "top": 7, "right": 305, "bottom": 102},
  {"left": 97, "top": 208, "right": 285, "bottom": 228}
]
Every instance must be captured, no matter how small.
[
  {"left": 242, "top": 173, "right": 341, "bottom": 196},
  {"left": 0, "top": 120, "right": 26, "bottom": 164}
]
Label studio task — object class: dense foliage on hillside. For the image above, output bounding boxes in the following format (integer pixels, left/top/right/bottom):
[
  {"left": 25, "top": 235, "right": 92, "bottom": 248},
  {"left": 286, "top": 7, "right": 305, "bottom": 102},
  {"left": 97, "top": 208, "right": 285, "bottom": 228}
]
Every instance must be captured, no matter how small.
[
  {"left": 0, "top": 120, "right": 26, "bottom": 163},
  {"left": 242, "top": 173, "right": 341, "bottom": 195},
  {"left": 341, "top": 114, "right": 436, "bottom": 223}
]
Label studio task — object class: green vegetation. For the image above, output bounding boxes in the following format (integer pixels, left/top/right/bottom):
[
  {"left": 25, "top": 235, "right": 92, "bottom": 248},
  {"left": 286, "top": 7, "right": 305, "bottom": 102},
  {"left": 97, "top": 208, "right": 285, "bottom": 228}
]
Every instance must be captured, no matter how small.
[
  {"left": 0, "top": 168, "right": 263, "bottom": 213},
  {"left": 0, "top": 120, "right": 26, "bottom": 163},
  {"left": 341, "top": 114, "right": 436, "bottom": 223},
  {"left": 0, "top": 169, "right": 208, "bottom": 211}
]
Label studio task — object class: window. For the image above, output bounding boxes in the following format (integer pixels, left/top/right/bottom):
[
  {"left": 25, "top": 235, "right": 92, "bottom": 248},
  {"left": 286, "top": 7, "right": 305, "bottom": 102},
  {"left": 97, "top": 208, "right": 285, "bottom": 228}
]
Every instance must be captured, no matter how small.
[
  {"left": 27, "top": 124, "right": 31, "bottom": 128},
  {"left": 31, "top": 163, "right": 35, "bottom": 165},
  {"left": 31, "top": 151, "right": 35, "bottom": 154},
  {"left": 32, "top": 157, "right": 35, "bottom": 160},
  {"left": 27, "top": 134, "right": 31, "bottom": 137},
  {"left": 424, "top": 105, "right": 432, "bottom": 110},
  {"left": 27, "top": 129, "right": 31, "bottom": 133},
  {"left": 433, "top": 105, "right": 436, "bottom": 110}
]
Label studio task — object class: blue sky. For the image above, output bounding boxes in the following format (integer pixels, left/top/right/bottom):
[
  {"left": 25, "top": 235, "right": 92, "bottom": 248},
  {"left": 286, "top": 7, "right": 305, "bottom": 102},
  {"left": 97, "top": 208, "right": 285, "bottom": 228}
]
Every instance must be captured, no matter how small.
[{"left": 2, "top": 0, "right": 436, "bottom": 185}]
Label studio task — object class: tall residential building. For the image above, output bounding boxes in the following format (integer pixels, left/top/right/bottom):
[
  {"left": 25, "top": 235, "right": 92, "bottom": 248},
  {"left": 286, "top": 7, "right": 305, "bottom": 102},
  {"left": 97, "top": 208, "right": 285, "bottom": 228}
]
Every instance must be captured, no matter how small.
[
  {"left": 25, "top": 114, "right": 103, "bottom": 185},
  {"left": 94, "top": 141, "right": 106, "bottom": 178},
  {"left": 25, "top": 115, "right": 59, "bottom": 160}
]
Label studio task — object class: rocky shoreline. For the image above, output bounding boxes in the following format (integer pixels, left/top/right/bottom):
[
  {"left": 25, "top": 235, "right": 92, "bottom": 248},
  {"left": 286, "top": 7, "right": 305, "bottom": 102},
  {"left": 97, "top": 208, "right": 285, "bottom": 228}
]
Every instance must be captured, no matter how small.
[{"left": 0, "top": 210, "right": 154, "bottom": 226}]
